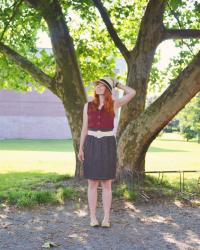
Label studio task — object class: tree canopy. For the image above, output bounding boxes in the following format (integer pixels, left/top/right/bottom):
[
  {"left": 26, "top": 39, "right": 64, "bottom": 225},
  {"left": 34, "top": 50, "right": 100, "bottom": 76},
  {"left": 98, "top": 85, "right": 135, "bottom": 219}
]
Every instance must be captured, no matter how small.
[{"left": 0, "top": 0, "right": 199, "bottom": 93}]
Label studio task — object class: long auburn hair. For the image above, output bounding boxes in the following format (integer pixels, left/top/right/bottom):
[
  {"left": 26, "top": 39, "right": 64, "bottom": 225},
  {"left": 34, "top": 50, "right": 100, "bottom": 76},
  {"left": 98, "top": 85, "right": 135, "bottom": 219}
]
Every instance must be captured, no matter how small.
[{"left": 91, "top": 80, "right": 115, "bottom": 115}]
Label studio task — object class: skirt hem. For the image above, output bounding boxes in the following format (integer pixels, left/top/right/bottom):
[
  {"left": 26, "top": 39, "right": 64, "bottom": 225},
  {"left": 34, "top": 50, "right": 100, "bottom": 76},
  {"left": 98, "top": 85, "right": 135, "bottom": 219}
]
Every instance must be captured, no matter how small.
[{"left": 84, "top": 176, "right": 115, "bottom": 180}]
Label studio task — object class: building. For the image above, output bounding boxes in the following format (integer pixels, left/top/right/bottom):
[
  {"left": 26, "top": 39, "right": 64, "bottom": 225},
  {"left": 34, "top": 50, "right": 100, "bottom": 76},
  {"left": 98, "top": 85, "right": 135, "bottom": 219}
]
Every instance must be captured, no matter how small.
[
  {"left": 0, "top": 86, "right": 121, "bottom": 139},
  {"left": 0, "top": 53, "right": 126, "bottom": 139}
]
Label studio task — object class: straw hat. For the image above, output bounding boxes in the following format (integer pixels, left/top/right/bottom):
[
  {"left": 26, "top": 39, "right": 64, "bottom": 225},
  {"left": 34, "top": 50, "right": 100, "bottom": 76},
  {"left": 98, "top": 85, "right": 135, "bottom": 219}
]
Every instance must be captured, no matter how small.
[{"left": 93, "top": 76, "right": 116, "bottom": 93}]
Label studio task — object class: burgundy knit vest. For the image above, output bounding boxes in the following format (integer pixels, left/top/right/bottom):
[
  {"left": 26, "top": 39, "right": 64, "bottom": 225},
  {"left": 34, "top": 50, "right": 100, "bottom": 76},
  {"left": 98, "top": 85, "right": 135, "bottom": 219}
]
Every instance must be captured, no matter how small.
[{"left": 87, "top": 101, "right": 115, "bottom": 129}]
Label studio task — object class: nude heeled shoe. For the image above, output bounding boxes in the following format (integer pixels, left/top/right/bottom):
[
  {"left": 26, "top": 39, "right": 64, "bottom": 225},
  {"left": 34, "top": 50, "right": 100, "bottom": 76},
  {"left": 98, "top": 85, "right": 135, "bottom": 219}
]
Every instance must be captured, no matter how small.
[
  {"left": 90, "top": 219, "right": 100, "bottom": 227},
  {"left": 101, "top": 220, "right": 111, "bottom": 228}
]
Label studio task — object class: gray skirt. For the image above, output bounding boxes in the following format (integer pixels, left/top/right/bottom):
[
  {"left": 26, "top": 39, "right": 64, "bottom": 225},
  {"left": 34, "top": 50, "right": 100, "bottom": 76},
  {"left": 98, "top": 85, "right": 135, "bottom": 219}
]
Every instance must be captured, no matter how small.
[{"left": 83, "top": 130, "right": 117, "bottom": 180}]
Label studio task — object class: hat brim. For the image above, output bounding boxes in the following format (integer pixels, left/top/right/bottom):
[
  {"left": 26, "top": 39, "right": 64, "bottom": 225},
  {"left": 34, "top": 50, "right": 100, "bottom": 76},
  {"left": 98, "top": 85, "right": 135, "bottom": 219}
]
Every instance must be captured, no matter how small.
[
  {"left": 93, "top": 80, "right": 103, "bottom": 86},
  {"left": 92, "top": 79, "right": 113, "bottom": 93}
]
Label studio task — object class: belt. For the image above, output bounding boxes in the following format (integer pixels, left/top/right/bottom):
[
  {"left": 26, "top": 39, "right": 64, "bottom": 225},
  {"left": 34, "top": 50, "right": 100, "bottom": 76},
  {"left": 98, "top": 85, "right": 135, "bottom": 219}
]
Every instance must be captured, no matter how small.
[{"left": 88, "top": 130, "right": 115, "bottom": 138}]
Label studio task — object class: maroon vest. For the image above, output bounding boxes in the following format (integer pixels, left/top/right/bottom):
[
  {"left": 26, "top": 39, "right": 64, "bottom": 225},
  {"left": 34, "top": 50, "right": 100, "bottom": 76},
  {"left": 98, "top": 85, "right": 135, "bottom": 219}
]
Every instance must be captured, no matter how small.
[{"left": 87, "top": 101, "right": 115, "bottom": 129}]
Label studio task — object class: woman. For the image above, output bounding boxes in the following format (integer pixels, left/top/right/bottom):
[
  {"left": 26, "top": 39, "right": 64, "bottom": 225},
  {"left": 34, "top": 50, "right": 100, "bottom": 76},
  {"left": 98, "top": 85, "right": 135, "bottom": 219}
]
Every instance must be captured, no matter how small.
[{"left": 78, "top": 76, "right": 136, "bottom": 228}]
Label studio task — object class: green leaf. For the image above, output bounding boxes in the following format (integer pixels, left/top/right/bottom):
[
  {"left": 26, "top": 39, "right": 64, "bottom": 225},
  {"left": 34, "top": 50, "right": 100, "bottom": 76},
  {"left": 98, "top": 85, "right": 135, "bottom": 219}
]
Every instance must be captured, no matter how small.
[{"left": 169, "top": 0, "right": 183, "bottom": 9}]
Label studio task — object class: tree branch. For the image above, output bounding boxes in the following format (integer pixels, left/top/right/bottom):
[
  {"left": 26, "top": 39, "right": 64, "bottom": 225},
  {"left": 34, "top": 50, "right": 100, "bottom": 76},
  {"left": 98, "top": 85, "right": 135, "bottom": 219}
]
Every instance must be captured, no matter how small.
[
  {"left": 92, "top": 0, "right": 130, "bottom": 63},
  {"left": 164, "top": 29, "right": 200, "bottom": 40},
  {"left": 166, "top": 2, "right": 196, "bottom": 54},
  {"left": 26, "top": 0, "right": 84, "bottom": 90},
  {"left": 116, "top": 0, "right": 166, "bottom": 139},
  {"left": 0, "top": 42, "right": 53, "bottom": 88},
  {"left": 132, "top": 0, "right": 166, "bottom": 53},
  {"left": 144, "top": 50, "right": 200, "bottom": 136},
  {"left": 0, "top": 0, "right": 23, "bottom": 41},
  {"left": 118, "top": 51, "right": 200, "bottom": 168}
]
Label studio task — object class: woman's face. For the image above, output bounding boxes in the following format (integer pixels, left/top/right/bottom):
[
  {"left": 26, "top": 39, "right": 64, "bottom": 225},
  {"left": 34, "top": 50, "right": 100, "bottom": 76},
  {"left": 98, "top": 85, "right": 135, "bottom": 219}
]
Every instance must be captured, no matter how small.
[{"left": 95, "top": 82, "right": 106, "bottom": 95}]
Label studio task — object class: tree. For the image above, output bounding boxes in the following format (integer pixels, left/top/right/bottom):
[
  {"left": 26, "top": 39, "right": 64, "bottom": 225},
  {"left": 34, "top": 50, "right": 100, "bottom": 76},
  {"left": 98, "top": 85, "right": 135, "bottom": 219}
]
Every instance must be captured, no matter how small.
[
  {"left": 177, "top": 92, "right": 200, "bottom": 142},
  {"left": 0, "top": 0, "right": 200, "bottom": 184}
]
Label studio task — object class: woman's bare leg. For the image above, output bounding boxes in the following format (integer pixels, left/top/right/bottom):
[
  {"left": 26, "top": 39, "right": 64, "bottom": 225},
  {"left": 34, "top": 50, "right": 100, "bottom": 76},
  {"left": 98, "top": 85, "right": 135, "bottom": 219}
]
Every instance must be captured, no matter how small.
[
  {"left": 87, "top": 179, "right": 99, "bottom": 222},
  {"left": 101, "top": 180, "right": 112, "bottom": 222}
]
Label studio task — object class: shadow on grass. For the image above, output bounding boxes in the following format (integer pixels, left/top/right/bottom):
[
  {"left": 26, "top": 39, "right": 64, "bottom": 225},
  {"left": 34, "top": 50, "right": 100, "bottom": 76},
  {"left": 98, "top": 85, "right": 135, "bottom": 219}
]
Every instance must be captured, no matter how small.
[
  {"left": 112, "top": 174, "right": 200, "bottom": 202},
  {"left": 0, "top": 171, "right": 78, "bottom": 207},
  {"left": 0, "top": 139, "right": 74, "bottom": 152},
  {"left": 0, "top": 171, "right": 199, "bottom": 208}
]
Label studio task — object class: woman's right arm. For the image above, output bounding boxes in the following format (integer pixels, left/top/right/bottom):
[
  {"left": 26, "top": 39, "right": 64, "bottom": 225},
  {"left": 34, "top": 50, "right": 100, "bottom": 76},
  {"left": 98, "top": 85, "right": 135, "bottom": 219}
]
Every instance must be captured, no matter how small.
[{"left": 79, "top": 102, "right": 88, "bottom": 152}]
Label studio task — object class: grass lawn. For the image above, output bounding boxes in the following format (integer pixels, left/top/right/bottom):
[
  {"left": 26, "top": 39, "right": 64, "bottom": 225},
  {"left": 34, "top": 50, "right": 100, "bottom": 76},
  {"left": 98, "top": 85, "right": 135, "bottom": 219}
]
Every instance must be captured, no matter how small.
[
  {"left": 0, "top": 139, "right": 75, "bottom": 175},
  {"left": 145, "top": 132, "right": 200, "bottom": 191},
  {"left": 0, "top": 132, "right": 199, "bottom": 206},
  {"left": 146, "top": 132, "right": 200, "bottom": 171}
]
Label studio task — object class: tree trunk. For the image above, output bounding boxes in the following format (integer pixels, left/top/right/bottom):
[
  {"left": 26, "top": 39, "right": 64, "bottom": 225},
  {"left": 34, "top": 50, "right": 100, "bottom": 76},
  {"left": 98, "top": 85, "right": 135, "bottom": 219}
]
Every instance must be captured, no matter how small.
[
  {"left": 116, "top": 0, "right": 166, "bottom": 140},
  {"left": 115, "top": 51, "right": 200, "bottom": 185},
  {"left": 62, "top": 99, "right": 85, "bottom": 180},
  {"left": 26, "top": 0, "right": 88, "bottom": 179}
]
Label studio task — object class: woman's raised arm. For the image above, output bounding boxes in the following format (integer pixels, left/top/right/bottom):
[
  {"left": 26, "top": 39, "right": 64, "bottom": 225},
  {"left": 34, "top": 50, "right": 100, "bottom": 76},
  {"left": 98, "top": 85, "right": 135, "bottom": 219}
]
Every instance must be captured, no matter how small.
[{"left": 114, "top": 81, "right": 136, "bottom": 109}]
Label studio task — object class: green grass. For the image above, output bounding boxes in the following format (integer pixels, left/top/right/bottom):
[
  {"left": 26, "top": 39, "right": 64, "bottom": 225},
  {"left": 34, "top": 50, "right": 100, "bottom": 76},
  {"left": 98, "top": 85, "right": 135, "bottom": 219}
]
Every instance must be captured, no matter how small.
[
  {"left": 3, "top": 186, "right": 78, "bottom": 207},
  {"left": 146, "top": 132, "right": 200, "bottom": 171},
  {"left": 0, "top": 139, "right": 75, "bottom": 175},
  {"left": 0, "top": 171, "right": 78, "bottom": 207},
  {"left": 112, "top": 183, "right": 137, "bottom": 201},
  {"left": 0, "top": 132, "right": 199, "bottom": 207},
  {"left": 144, "top": 132, "right": 200, "bottom": 197}
]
